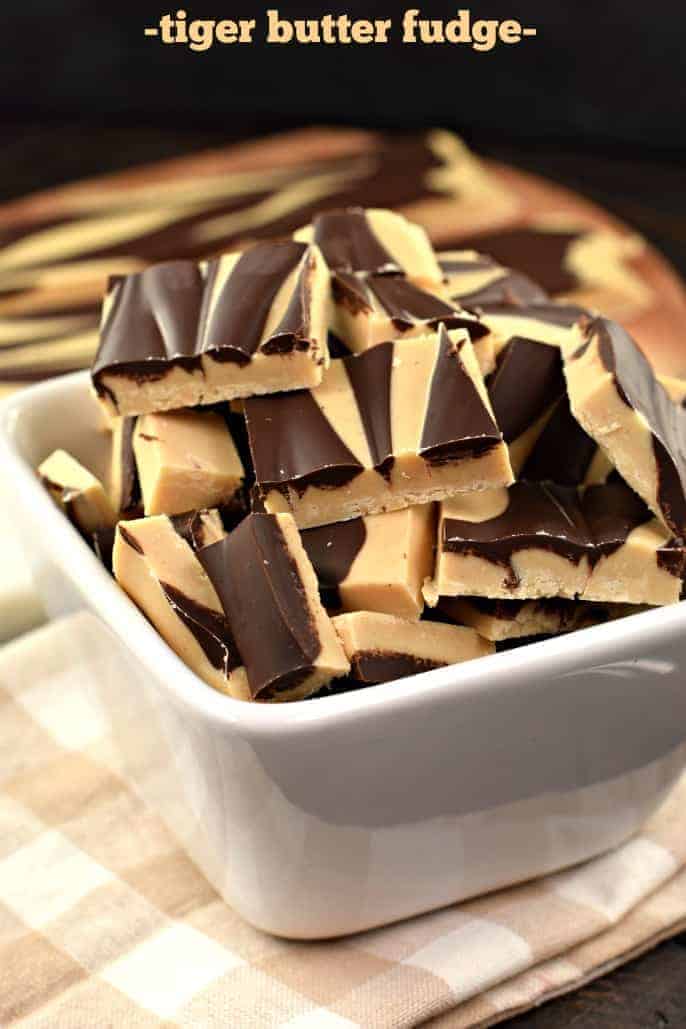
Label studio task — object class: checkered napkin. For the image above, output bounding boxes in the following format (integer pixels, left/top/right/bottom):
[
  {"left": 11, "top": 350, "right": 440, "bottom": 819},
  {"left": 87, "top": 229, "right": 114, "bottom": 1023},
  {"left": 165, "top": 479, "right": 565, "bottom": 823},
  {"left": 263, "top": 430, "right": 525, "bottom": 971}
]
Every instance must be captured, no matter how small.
[{"left": 2, "top": 614, "right": 686, "bottom": 1028}]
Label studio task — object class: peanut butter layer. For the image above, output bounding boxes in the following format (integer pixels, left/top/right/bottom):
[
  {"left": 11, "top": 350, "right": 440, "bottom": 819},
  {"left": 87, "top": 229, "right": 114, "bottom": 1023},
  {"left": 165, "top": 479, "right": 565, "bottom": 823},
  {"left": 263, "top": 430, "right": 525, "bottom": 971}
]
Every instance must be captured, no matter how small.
[
  {"left": 132, "top": 409, "right": 244, "bottom": 517},
  {"left": 91, "top": 241, "right": 330, "bottom": 416},
  {"left": 332, "top": 611, "right": 493, "bottom": 684},
  {"left": 112, "top": 514, "right": 250, "bottom": 700},
  {"left": 432, "top": 595, "right": 610, "bottom": 642},
  {"left": 564, "top": 317, "right": 686, "bottom": 537},
  {"left": 245, "top": 327, "right": 513, "bottom": 529},
  {"left": 301, "top": 503, "right": 434, "bottom": 619},
  {"left": 487, "top": 336, "right": 565, "bottom": 474},
  {"left": 329, "top": 270, "right": 490, "bottom": 354},
  {"left": 198, "top": 513, "right": 349, "bottom": 701},
  {"left": 425, "top": 481, "right": 684, "bottom": 606},
  {"left": 295, "top": 208, "right": 441, "bottom": 285},
  {"left": 39, "top": 449, "right": 118, "bottom": 535}
]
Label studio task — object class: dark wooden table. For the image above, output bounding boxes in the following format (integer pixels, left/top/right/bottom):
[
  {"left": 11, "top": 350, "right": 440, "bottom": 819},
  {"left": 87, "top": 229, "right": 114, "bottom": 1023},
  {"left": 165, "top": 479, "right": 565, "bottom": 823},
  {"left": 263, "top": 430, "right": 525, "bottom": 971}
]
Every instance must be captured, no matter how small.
[{"left": 3, "top": 122, "right": 685, "bottom": 1028}]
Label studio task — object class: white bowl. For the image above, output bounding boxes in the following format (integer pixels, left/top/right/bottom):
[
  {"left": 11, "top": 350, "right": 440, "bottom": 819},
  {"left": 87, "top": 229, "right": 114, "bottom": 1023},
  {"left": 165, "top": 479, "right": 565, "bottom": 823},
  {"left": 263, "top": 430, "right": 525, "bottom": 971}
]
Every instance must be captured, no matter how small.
[{"left": 2, "top": 370, "right": 686, "bottom": 939}]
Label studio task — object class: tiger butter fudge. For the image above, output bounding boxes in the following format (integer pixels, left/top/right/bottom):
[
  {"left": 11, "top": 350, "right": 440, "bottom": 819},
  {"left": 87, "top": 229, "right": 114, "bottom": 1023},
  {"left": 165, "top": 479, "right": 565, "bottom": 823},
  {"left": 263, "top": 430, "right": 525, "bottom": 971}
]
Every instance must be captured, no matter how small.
[
  {"left": 295, "top": 208, "right": 442, "bottom": 285},
  {"left": 92, "top": 240, "right": 330, "bottom": 416},
  {"left": 432, "top": 595, "right": 608, "bottom": 643},
  {"left": 245, "top": 326, "right": 513, "bottom": 529},
  {"left": 301, "top": 504, "right": 434, "bottom": 619},
  {"left": 564, "top": 317, "right": 686, "bottom": 537},
  {"left": 425, "top": 481, "right": 684, "bottom": 606},
  {"left": 113, "top": 513, "right": 250, "bottom": 700},
  {"left": 332, "top": 611, "right": 493, "bottom": 684},
  {"left": 39, "top": 449, "right": 117, "bottom": 535},
  {"left": 198, "top": 513, "right": 349, "bottom": 701},
  {"left": 329, "top": 270, "right": 494, "bottom": 370},
  {"left": 438, "top": 250, "right": 549, "bottom": 308},
  {"left": 131, "top": 409, "right": 244, "bottom": 516}
]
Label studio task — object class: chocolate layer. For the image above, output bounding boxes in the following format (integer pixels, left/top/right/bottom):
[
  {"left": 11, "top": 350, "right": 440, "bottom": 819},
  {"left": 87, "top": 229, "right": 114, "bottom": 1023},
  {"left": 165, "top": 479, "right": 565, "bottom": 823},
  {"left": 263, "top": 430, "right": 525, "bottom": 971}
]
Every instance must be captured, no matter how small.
[
  {"left": 159, "top": 581, "right": 240, "bottom": 676},
  {"left": 573, "top": 317, "right": 686, "bottom": 536},
  {"left": 311, "top": 209, "right": 397, "bottom": 274},
  {"left": 245, "top": 389, "right": 364, "bottom": 498},
  {"left": 455, "top": 271, "right": 548, "bottom": 308},
  {"left": 118, "top": 416, "right": 142, "bottom": 514},
  {"left": 300, "top": 518, "right": 367, "bottom": 608},
  {"left": 488, "top": 337, "right": 564, "bottom": 444},
  {"left": 92, "top": 262, "right": 205, "bottom": 397},
  {"left": 198, "top": 241, "right": 311, "bottom": 365},
  {"left": 520, "top": 392, "right": 598, "bottom": 486},
  {"left": 449, "top": 229, "right": 583, "bottom": 296},
  {"left": 419, "top": 325, "right": 501, "bottom": 464},
  {"left": 442, "top": 480, "right": 672, "bottom": 588},
  {"left": 332, "top": 271, "right": 489, "bottom": 339},
  {"left": 345, "top": 341, "right": 395, "bottom": 480},
  {"left": 468, "top": 301, "right": 588, "bottom": 328},
  {"left": 198, "top": 514, "right": 321, "bottom": 699},
  {"left": 351, "top": 651, "right": 443, "bottom": 684}
]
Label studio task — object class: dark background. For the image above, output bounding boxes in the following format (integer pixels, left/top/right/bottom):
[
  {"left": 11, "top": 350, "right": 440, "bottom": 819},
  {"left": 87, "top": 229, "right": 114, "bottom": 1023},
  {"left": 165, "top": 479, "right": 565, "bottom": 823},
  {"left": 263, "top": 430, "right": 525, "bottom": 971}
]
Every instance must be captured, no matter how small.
[
  {"left": 1, "top": 1, "right": 685, "bottom": 148},
  {"left": 2, "top": 6, "right": 686, "bottom": 1027}
]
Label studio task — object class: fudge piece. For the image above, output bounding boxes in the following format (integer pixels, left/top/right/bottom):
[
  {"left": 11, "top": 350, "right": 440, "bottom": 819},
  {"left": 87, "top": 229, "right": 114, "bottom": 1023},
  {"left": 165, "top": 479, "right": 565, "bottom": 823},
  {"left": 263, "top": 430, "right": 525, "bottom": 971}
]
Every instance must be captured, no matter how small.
[
  {"left": 91, "top": 240, "right": 330, "bottom": 416},
  {"left": 329, "top": 269, "right": 491, "bottom": 359},
  {"left": 432, "top": 595, "right": 607, "bottom": 642},
  {"left": 39, "top": 449, "right": 117, "bottom": 535},
  {"left": 564, "top": 317, "right": 686, "bottom": 536},
  {"left": 332, "top": 611, "right": 493, "bottom": 684},
  {"left": 659, "top": 374, "right": 686, "bottom": 407},
  {"left": 425, "top": 481, "right": 683, "bottom": 606},
  {"left": 295, "top": 208, "right": 441, "bottom": 285},
  {"left": 133, "top": 409, "right": 244, "bottom": 517},
  {"left": 301, "top": 504, "right": 434, "bottom": 619},
  {"left": 466, "top": 300, "right": 588, "bottom": 356},
  {"left": 487, "top": 336, "right": 565, "bottom": 474},
  {"left": 245, "top": 327, "right": 513, "bottom": 528},
  {"left": 169, "top": 508, "right": 226, "bottom": 551},
  {"left": 198, "top": 513, "right": 349, "bottom": 701},
  {"left": 113, "top": 513, "right": 249, "bottom": 699},
  {"left": 438, "top": 250, "right": 549, "bottom": 308},
  {"left": 109, "top": 416, "right": 142, "bottom": 516},
  {"left": 519, "top": 391, "right": 612, "bottom": 487}
]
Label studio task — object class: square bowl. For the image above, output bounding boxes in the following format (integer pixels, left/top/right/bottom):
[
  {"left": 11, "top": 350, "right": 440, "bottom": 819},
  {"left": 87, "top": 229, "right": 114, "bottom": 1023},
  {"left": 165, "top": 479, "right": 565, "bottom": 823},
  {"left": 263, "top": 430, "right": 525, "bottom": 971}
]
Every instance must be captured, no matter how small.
[{"left": 2, "top": 371, "right": 686, "bottom": 939}]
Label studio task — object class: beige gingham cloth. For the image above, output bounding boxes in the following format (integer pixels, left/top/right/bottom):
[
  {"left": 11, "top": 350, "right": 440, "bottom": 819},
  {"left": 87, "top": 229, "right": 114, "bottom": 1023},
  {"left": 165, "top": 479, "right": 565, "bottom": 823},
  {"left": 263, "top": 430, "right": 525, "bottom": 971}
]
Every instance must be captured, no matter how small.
[{"left": 2, "top": 613, "right": 686, "bottom": 1028}]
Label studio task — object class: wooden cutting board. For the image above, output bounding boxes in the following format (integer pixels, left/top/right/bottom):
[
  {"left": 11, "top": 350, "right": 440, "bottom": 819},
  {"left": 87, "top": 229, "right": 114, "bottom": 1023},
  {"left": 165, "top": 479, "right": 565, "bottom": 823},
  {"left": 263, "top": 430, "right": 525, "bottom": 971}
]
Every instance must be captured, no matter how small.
[{"left": 1, "top": 126, "right": 685, "bottom": 398}]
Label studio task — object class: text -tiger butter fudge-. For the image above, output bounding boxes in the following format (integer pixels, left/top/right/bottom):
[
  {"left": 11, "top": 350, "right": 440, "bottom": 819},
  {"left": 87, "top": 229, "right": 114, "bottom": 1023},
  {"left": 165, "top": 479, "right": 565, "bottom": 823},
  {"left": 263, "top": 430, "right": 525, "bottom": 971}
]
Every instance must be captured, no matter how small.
[
  {"left": 245, "top": 326, "right": 513, "bottom": 528},
  {"left": 91, "top": 240, "right": 330, "bottom": 415}
]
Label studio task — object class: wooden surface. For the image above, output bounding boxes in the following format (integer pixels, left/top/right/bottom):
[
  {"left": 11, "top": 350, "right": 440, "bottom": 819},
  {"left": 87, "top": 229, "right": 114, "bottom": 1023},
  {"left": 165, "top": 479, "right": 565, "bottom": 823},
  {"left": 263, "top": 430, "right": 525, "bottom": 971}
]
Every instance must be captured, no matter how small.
[{"left": 2, "top": 122, "right": 686, "bottom": 1028}]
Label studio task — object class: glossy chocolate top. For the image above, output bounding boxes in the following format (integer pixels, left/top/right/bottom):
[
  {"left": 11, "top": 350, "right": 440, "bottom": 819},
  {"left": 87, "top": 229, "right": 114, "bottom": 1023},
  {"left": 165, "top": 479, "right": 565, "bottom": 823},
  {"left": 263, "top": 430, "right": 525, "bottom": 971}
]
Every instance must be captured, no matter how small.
[
  {"left": 419, "top": 326, "right": 501, "bottom": 465},
  {"left": 159, "top": 581, "right": 241, "bottom": 676},
  {"left": 488, "top": 337, "right": 564, "bottom": 443},
  {"left": 332, "top": 271, "right": 489, "bottom": 339},
  {"left": 573, "top": 317, "right": 686, "bottom": 536},
  {"left": 92, "top": 241, "right": 316, "bottom": 393},
  {"left": 199, "top": 514, "right": 321, "bottom": 699},
  {"left": 300, "top": 518, "right": 367, "bottom": 608},
  {"left": 345, "top": 341, "right": 395, "bottom": 480},
  {"left": 244, "top": 389, "right": 364, "bottom": 498},
  {"left": 199, "top": 241, "right": 311, "bottom": 365},
  {"left": 311, "top": 209, "right": 397, "bottom": 273},
  {"left": 447, "top": 228, "right": 582, "bottom": 296},
  {"left": 520, "top": 392, "right": 598, "bottom": 486}
]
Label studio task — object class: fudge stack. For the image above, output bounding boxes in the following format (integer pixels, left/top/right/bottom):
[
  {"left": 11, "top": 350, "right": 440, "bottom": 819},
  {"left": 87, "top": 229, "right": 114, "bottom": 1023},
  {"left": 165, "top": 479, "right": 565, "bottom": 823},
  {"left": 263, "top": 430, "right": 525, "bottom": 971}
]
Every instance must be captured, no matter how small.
[{"left": 38, "top": 207, "right": 686, "bottom": 702}]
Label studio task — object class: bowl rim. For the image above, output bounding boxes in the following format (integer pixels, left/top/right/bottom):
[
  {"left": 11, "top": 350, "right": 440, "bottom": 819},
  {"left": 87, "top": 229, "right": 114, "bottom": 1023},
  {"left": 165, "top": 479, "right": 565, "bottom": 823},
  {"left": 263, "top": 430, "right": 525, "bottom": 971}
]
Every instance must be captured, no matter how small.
[{"left": 3, "top": 369, "right": 686, "bottom": 739}]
